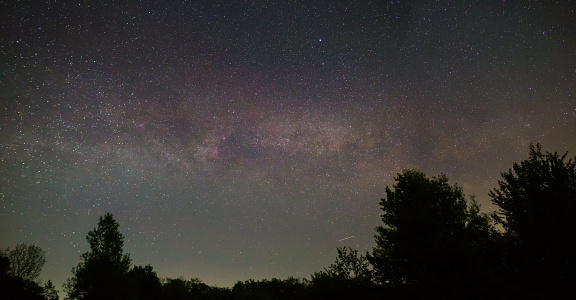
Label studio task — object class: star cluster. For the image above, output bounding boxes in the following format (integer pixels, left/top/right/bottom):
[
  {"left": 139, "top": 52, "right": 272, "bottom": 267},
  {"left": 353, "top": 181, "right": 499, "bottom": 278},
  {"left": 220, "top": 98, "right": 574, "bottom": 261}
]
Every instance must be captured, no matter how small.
[{"left": 1, "top": 0, "right": 575, "bottom": 291}]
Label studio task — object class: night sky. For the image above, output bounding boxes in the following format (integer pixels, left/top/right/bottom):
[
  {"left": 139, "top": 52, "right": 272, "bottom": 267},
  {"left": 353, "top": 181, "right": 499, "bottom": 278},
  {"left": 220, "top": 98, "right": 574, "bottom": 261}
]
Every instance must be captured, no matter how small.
[{"left": 1, "top": 0, "right": 575, "bottom": 292}]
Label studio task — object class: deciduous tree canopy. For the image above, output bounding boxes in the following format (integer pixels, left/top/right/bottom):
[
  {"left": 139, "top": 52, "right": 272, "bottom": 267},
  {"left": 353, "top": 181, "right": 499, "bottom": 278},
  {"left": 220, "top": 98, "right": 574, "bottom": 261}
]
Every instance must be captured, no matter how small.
[
  {"left": 2, "top": 243, "right": 46, "bottom": 282},
  {"left": 490, "top": 143, "right": 576, "bottom": 282},
  {"left": 369, "top": 170, "right": 494, "bottom": 287}
]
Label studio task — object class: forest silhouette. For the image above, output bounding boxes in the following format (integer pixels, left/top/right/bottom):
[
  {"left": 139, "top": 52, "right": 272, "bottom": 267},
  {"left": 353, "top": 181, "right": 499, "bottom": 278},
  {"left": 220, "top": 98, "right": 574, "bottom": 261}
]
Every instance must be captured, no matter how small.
[{"left": 2, "top": 144, "right": 576, "bottom": 299}]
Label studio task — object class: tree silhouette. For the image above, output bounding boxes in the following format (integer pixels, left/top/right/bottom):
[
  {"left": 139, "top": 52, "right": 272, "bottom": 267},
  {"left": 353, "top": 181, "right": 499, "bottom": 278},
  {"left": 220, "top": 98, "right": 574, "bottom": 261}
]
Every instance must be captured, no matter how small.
[
  {"left": 161, "top": 277, "right": 213, "bottom": 300},
  {"left": 43, "top": 280, "right": 60, "bottom": 300},
  {"left": 232, "top": 277, "right": 306, "bottom": 300},
  {"left": 2, "top": 243, "right": 46, "bottom": 282},
  {"left": 0, "top": 250, "right": 45, "bottom": 300},
  {"left": 327, "top": 247, "right": 372, "bottom": 284},
  {"left": 64, "top": 213, "right": 132, "bottom": 300},
  {"left": 368, "top": 170, "right": 494, "bottom": 289},
  {"left": 307, "top": 247, "right": 373, "bottom": 299},
  {"left": 311, "top": 246, "right": 372, "bottom": 288},
  {"left": 161, "top": 277, "right": 190, "bottom": 300},
  {"left": 127, "top": 264, "right": 162, "bottom": 300},
  {"left": 490, "top": 144, "right": 576, "bottom": 286}
]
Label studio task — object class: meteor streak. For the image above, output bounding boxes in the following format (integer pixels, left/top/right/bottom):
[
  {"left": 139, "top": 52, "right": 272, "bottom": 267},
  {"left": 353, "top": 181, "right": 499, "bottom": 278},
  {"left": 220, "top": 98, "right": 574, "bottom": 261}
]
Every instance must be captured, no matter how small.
[{"left": 338, "top": 235, "right": 355, "bottom": 242}]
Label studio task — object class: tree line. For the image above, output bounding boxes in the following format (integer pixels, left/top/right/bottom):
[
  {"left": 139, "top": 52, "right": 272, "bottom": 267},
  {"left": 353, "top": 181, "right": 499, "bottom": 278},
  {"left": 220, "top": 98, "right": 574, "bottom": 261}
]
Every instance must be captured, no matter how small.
[{"left": 2, "top": 143, "right": 575, "bottom": 299}]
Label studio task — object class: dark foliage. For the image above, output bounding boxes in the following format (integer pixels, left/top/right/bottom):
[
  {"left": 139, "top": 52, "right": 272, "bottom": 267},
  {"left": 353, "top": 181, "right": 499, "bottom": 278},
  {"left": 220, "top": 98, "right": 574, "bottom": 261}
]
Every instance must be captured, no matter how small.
[
  {"left": 0, "top": 251, "right": 46, "bottom": 300},
  {"left": 2, "top": 243, "right": 46, "bottom": 282},
  {"left": 368, "top": 170, "right": 495, "bottom": 290},
  {"left": 20, "top": 144, "right": 576, "bottom": 299},
  {"left": 43, "top": 280, "right": 60, "bottom": 300},
  {"left": 64, "top": 213, "right": 132, "bottom": 300},
  {"left": 232, "top": 277, "right": 306, "bottom": 300},
  {"left": 161, "top": 277, "right": 207, "bottom": 300},
  {"left": 308, "top": 246, "right": 374, "bottom": 297},
  {"left": 490, "top": 143, "right": 576, "bottom": 293},
  {"left": 128, "top": 265, "right": 162, "bottom": 300},
  {"left": 161, "top": 277, "right": 232, "bottom": 300}
]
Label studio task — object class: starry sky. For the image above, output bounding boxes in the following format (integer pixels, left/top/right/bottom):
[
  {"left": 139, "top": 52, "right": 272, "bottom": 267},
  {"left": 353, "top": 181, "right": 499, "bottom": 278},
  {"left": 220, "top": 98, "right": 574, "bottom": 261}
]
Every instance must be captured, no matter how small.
[{"left": 1, "top": 0, "right": 575, "bottom": 292}]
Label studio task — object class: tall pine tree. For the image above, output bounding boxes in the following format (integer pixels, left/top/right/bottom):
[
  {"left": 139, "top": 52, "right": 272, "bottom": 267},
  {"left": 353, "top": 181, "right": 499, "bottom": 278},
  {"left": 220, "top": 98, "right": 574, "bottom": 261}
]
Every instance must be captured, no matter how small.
[{"left": 64, "top": 213, "right": 131, "bottom": 300}]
